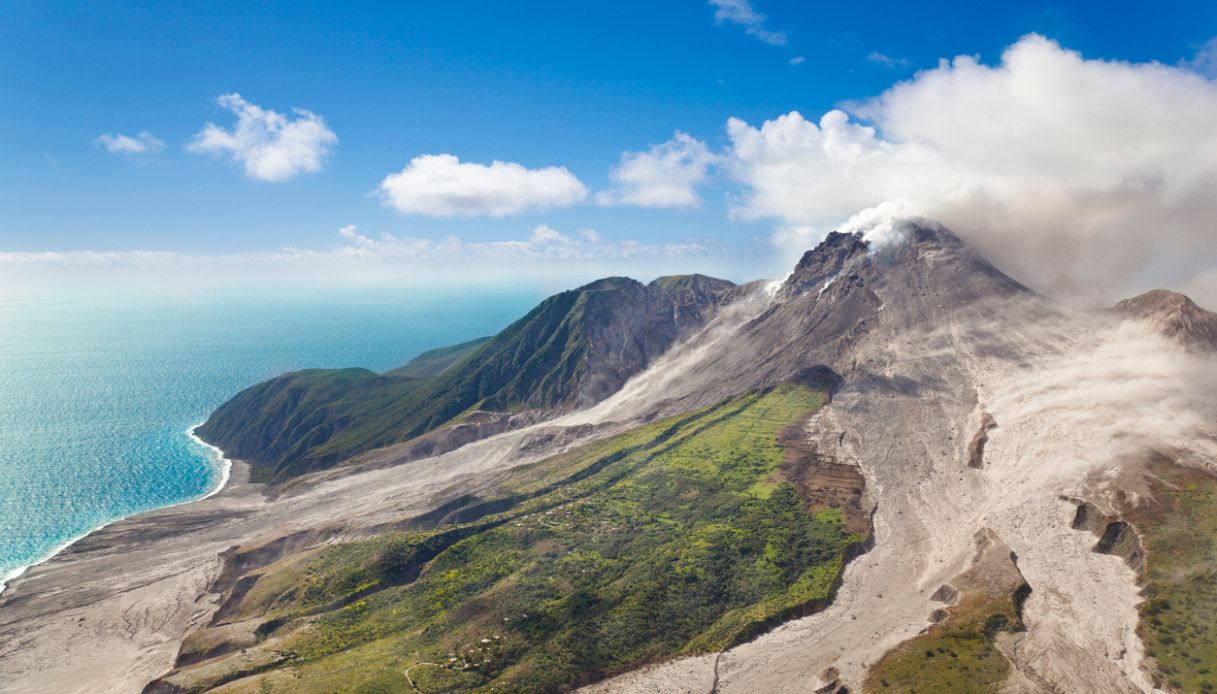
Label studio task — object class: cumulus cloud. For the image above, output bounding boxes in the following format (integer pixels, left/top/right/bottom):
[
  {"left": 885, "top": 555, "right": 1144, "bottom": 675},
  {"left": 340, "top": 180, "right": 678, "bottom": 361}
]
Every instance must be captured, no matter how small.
[
  {"left": 187, "top": 93, "right": 337, "bottom": 182},
  {"left": 377, "top": 154, "right": 588, "bottom": 217},
  {"left": 596, "top": 132, "right": 718, "bottom": 208},
  {"left": 788, "top": 56, "right": 806, "bottom": 65},
  {"left": 95, "top": 131, "right": 164, "bottom": 155},
  {"left": 708, "top": 0, "right": 787, "bottom": 46},
  {"left": 725, "top": 34, "right": 1217, "bottom": 303}
]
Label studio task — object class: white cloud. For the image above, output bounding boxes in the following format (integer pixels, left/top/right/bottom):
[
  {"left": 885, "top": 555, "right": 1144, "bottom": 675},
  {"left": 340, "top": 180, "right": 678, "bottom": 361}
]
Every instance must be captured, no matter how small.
[
  {"left": 596, "top": 132, "right": 718, "bottom": 208},
  {"left": 1185, "top": 36, "right": 1217, "bottom": 78},
  {"left": 0, "top": 228, "right": 709, "bottom": 270},
  {"left": 770, "top": 225, "right": 820, "bottom": 257},
  {"left": 310, "top": 224, "right": 710, "bottom": 262},
  {"left": 866, "top": 51, "right": 908, "bottom": 69},
  {"left": 725, "top": 34, "right": 1217, "bottom": 302},
  {"left": 187, "top": 93, "right": 337, "bottom": 182},
  {"left": 0, "top": 226, "right": 740, "bottom": 297},
  {"left": 377, "top": 154, "right": 588, "bottom": 217},
  {"left": 0, "top": 250, "right": 186, "bottom": 266},
  {"left": 708, "top": 0, "right": 787, "bottom": 46},
  {"left": 0, "top": 225, "right": 715, "bottom": 288},
  {"left": 94, "top": 131, "right": 164, "bottom": 155},
  {"left": 788, "top": 56, "right": 806, "bottom": 65}
]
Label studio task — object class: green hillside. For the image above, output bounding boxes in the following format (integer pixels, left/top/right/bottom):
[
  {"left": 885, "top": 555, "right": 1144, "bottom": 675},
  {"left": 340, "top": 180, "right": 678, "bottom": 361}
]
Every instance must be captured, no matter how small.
[
  {"left": 156, "top": 381, "right": 869, "bottom": 693},
  {"left": 197, "top": 275, "right": 734, "bottom": 482}
]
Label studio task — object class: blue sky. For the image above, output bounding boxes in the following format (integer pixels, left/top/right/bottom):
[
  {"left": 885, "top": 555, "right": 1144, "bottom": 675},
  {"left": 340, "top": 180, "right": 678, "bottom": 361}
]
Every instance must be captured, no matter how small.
[{"left": 2, "top": 1, "right": 1217, "bottom": 298}]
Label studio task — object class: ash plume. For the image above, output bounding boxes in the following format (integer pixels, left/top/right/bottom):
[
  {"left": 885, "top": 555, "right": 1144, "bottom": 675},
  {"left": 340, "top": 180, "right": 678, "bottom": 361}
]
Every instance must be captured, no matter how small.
[{"left": 727, "top": 34, "right": 1217, "bottom": 305}]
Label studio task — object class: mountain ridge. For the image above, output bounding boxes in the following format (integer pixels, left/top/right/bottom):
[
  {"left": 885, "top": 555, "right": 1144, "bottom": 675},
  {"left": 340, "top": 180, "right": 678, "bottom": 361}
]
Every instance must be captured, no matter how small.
[
  {"left": 8, "top": 219, "right": 1216, "bottom": 694},
  {"left": 196, "top": 273, "right": 737, "bottom": 482}
]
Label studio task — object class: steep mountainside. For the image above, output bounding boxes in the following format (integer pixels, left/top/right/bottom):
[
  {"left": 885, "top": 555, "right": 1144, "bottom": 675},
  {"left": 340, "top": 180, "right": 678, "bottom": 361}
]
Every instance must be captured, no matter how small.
[
  {"left": 196, "top": 274, "right": 735, "bottom": 482},
  {"left": 1114, "top": 289, "right": 1217, "bottom": 351},
  {"left": 5, "top": 220, "right": 1216, "bottom": 694},
  {"left": 578, "top": 221, "right": 1034, "bottom": 423}
]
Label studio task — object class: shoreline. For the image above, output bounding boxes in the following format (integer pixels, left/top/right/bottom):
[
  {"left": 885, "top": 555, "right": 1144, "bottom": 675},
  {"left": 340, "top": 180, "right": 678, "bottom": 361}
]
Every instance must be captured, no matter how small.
[{"left": 0, "top": 422, "right": 233, "bottom": 598}]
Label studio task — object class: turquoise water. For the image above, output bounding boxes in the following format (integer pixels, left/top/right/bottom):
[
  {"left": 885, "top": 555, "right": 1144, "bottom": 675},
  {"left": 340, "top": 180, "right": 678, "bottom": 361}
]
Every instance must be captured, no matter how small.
[{"left": 0, "top": 290, "right": 540, "bottom": 590}]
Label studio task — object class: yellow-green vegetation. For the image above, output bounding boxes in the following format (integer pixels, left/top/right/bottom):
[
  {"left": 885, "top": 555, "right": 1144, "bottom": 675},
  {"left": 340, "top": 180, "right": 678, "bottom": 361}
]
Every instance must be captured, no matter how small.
[
  {"left": 1127, "top": 464, "right": 1217, "bottom": 693},
  {"left": 203, "top": 384, "right": 866, "bottom": 693},
  {"left": 865, "top": 529, "right": 1029, "bottom": 694},
  {"left": 865, "top": 594, "right": 1023, "bottom": 694}
]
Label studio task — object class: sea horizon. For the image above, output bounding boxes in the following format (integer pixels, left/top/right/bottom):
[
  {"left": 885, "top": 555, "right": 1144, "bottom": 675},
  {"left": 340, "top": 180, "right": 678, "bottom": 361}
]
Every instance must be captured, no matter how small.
[{"left": 0, "top": 288, "right": 542, "bottom": 593}]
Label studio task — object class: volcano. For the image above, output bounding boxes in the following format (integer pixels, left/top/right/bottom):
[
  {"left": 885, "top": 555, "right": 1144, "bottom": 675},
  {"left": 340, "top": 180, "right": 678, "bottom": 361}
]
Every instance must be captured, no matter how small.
[{"left": 3, "top": 220, "right": 1216, "bottom": 694}]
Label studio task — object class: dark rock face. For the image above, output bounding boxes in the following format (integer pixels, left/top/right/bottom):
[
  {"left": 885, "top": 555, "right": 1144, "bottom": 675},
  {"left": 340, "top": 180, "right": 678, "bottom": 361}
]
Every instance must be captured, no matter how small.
[
  {"left": 649, "top": 220, "right": 1036, "bottom": 415},
  {"left": 536, "top": 274, "right": 736, "bottom": 409},
  {"left": 967, "top": 412, "right": 997, "bottom": 469},
  {"left": 197, "top": 274, "right": 736, "bottom": 481},
  {"left": 1069, "top": 499, "right": 1148, "bottom": 576},
  {"left": 1113, "top": 289, "right": 1217, "bottom": 351}
]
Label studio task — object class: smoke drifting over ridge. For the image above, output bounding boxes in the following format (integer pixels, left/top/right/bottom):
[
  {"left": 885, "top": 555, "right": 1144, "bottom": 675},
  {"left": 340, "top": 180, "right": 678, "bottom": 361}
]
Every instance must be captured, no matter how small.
[{"left": 727, "top": 34, "right": 1217, "bottom": 305}]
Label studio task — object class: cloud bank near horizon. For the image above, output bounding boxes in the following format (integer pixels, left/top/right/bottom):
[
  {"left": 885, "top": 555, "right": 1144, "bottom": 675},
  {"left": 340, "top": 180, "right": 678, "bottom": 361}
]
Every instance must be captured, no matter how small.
[
  {"left": 0, "top": 224, "right": 730, "bottom": 295},
  {"left": 723, "top": 34, "right": 1217, "bottom": 302}
]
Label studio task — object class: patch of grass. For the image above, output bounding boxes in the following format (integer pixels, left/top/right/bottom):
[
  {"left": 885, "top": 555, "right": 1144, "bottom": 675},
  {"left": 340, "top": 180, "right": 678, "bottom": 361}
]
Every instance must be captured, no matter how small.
[
  {"left": 1124, "top": 464, "right": 1217, "bottom": 694},
  {"left": 196, "top": 384, "right": 865, "bottom": 693},
  {"left": 865, "top": 590, "right": 1024, "bottom": 693}
]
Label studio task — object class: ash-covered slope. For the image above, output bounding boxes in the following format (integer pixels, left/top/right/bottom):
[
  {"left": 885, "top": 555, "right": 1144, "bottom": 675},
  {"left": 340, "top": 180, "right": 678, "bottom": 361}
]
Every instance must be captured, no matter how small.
[
  {"left": 197, "top": 274, "right": 735, "bottom": 481},
  {"left": 6, "top": 220, "right": 1217, "bottom": 694},
  {"left": 1114, "top": 289, "right": 1217, "bottom": 351},
  {"left": 585, "top": 220, "right": 1217, "bottom": 694},
  {"left": 582, "top": 221, "right": 1034, "bottom": 421}
]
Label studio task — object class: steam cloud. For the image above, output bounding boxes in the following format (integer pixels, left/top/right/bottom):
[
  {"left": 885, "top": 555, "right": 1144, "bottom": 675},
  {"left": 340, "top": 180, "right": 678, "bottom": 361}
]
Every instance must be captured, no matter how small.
[{"left": 725, "top": 34, "right": 1217, "bottom": 305}]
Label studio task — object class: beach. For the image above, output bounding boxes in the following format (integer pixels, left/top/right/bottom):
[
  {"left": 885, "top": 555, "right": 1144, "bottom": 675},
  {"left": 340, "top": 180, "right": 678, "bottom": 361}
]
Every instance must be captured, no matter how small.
[{"left": 0, "top": 409, "right": 624, "bottom": 692}]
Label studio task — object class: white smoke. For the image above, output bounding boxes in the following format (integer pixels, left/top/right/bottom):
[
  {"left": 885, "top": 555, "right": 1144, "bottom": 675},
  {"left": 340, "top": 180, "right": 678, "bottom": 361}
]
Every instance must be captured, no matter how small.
[{"left": 726, "top": 34, "right": 1217, "bottom": 306}]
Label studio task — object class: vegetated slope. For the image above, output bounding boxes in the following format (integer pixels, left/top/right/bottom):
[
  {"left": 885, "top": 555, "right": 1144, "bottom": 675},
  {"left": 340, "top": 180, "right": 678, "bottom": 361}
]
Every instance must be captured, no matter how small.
[
  {"left": 383, "top": 336, "right": 491, "bottom": 378},
  {"left": 1112, "top": 461, "right": 1217, "bottom": 693},
  {"left": 148, "top": 379, "right": 870, "bottom": 694},
  {"left": 196, "top": 274, "right": 735, "bottom": 482},
  {"left": 1114, "top": 289, "right": 1217, "bottom": 352},
  {"left": 865, "top": 529, "right": 1031, "bottom": 694}
]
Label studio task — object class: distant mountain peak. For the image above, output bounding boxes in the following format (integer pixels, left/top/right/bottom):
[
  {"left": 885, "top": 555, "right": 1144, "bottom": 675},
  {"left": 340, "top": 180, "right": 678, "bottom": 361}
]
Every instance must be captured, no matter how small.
[
  {"left": 1116, "top": 288, "right": 1199, "bottom": 312},
  {"left": 1114, "top": 289, "right": 1217, "bottom": 351}
]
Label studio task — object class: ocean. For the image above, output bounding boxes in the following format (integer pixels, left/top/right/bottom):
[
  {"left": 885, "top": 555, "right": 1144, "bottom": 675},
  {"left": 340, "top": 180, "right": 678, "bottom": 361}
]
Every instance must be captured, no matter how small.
[{"left": 0, "top": 289, "right": 540, "bottom": 592}]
